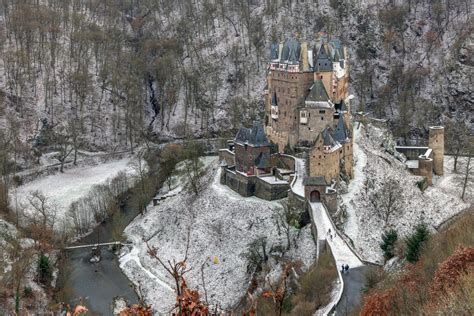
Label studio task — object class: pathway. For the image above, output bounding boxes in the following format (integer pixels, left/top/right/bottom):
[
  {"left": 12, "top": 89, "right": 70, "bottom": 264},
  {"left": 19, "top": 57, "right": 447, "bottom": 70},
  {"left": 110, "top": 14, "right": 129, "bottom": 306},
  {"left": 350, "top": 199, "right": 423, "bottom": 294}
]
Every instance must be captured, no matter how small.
[
  {"left": 291, "top": 157, "right": 306, "bottom": 197},
  {"left": 310, "top": 202, "right": 367, "bottom": 315}
]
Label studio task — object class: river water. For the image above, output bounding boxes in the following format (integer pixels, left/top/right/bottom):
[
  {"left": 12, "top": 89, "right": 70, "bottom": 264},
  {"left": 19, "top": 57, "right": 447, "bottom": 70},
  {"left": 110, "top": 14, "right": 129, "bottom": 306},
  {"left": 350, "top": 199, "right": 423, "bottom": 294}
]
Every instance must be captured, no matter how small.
[{"left": 59, "top": 202, "right": 140, "bottom": 315}]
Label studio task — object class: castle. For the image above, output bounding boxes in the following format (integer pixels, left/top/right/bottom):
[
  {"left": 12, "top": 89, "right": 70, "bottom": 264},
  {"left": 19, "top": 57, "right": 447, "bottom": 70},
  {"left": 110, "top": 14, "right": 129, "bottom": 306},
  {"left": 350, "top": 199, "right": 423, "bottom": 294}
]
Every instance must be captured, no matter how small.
[
  {"left": 219, "top": 34, "right": 444, "bottom": 207},
  {"left": 219, "top": 35, "right": 353, "bottom": 207}
]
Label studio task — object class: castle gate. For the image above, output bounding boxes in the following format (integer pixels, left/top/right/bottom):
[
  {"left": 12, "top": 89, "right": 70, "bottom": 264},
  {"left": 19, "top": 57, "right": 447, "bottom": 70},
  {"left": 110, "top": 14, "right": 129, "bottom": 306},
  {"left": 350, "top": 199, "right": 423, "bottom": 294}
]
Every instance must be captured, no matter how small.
[{"left": 310, "top": 190, "right": 321, "bottom": 202}]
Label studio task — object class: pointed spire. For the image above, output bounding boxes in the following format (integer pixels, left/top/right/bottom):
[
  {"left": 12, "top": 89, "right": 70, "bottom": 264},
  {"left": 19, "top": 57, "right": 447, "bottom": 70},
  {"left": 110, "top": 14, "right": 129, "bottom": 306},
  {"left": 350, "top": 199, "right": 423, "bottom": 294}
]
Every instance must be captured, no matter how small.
[{"left": 332, "top": 116, "right": 349, "bottom": 143}]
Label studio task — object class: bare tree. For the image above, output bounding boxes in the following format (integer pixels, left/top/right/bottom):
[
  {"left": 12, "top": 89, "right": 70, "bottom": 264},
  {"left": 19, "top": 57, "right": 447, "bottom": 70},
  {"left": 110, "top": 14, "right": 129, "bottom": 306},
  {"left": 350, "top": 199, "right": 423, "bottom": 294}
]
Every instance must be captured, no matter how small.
[
  {"left": 445, "top": 119, "right": 469, "bottom": 172},
  {"left": 67, "top": 119, "right": 83, "bottom": 166},
  {"left": 129, "top": 150, "right": 149, "bottom": 214},
  {"left": 182, "top": 141, "right": 204, "bottom": 195},
  {"left": 458, "top": 155, "right": 473, "bottom": 201},
  {"left": 27, "top": 190, "right": 57, "bottom": 231},
  {"left": 369, "top": 177, "right": 403, "bottom": 225},
  {"left": 0, "top": 230, "right": 35, "bottom": 314},
  {"left": 273, "top": 200, "right": 300, "bottom": 251},
  {"left": 145, "top": 229, "right": 209, "bottom": 315},
  {"left": 54, "top": 129, "right": 74, "bottom": 173}
]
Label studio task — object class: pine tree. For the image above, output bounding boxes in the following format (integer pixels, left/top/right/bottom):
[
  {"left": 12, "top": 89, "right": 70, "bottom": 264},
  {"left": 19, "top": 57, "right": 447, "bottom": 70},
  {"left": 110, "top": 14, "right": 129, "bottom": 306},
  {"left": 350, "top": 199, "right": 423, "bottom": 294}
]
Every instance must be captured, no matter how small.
[
  {"left": 405, "top": 223, "right": 430, "bottom": 263},
  {"left": 380, "top": 229, "right": 398, "bottom": 260},
  {"left": 37, "top": 252, "right": 52, "bottom": 284}
]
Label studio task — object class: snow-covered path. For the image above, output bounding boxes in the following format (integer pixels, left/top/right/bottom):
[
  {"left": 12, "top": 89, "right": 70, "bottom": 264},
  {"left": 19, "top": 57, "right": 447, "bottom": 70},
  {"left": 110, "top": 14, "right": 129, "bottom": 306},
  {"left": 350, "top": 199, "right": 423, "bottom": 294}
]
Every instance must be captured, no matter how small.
[
  {"left": 310, "top": 203, "right": 363, "bottom": 268},
  {"left": 341, "top": 125, "right": 366, "bottom": 241},
  {"left": 311, "top": 202, "right": 364, "bottom": 316},
  {"left": 291, "top": 157, "right": 306, "bottom": 197}
]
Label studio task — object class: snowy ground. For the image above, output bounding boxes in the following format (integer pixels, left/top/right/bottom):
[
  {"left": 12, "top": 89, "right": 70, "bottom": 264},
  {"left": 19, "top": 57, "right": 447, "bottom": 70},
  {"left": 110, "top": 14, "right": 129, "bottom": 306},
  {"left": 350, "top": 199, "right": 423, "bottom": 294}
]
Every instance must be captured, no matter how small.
[
  {"left": 292, "top": 157, "right": 306, "bottom": 198},
  {"left": 341, "top": 124, "right": 470, "bottom": 262},
  {"left": 119, "top": 159, "right": 316, "bottom": 313},
  {"left": 10, "top": 157, "right": 136, "bottom": 230}
]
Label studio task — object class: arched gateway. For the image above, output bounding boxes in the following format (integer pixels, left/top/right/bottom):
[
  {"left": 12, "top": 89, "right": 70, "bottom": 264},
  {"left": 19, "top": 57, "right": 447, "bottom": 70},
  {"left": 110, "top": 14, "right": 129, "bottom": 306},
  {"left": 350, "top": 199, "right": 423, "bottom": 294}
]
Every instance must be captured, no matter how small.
[{"left": 310, "top": 190, "right": 321, "bottom": 202}]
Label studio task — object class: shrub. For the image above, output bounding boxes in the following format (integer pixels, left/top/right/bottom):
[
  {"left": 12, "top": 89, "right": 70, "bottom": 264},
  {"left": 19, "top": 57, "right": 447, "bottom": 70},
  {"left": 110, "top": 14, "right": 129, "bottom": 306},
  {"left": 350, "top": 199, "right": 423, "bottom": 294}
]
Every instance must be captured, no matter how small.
[
  {"left": 23, "top": 286, "right": 33, "bottom": 298},
  {"left": 416, "top": 178, "right": 428, "bottom": 191},
  {"left": 37, "top": 252, "right": 52, "bottom": 284},
  {"left": 380, "top": 229, "right": 398, "bottom": 260},
  {"left": 405, "top": 223, "right": 430, "bottom": 263}
]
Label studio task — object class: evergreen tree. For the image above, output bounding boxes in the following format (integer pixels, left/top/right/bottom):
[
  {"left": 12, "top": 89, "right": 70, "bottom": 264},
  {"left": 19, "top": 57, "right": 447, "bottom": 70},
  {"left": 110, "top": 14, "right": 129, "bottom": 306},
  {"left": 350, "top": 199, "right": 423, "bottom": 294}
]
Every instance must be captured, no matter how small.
[
  {"left": 405, "top": 223, "right": 430, "bottom": 263},
  {"left": 37, "top": 252, "right": 52, "bottom": 284},
  {"left": 380, "top": 229, "right": 398, "bottom": 260}
]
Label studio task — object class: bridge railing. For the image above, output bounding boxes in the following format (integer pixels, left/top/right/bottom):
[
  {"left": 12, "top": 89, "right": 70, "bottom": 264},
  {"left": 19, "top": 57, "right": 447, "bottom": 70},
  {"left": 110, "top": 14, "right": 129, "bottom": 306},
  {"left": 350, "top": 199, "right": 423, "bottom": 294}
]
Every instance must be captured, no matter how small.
[{"left": 63, "top": 241, "right": 132, "bottom": 250}]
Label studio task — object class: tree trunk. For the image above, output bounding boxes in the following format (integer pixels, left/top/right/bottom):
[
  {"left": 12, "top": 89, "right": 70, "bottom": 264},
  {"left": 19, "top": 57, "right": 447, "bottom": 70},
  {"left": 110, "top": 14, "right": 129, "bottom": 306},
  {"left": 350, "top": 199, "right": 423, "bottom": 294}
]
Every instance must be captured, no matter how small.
[{"left": 461, "top": 156, "right": 471, "bottom": 200}]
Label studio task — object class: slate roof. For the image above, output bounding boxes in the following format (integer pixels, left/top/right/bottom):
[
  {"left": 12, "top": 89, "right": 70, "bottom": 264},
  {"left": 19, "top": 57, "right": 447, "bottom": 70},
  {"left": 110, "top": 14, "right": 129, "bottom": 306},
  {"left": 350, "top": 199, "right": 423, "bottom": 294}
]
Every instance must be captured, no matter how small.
[
  {"left": 272, "top": 91, "right": 278, "bottom": 106},
  {"left": 279, "top": 39, "right": 301, "bottom": 63},
  {"left": 332, "top": 116, "right": 349, "bottom": 144},
  {"left": 329, "top": 39, "right": 345, "bottom": 60},
  {"left": 235, "top": 121, "right": 270, "bottom": 147},
  {"left": 254, "top": 152, "right": 270, "bottom": 169},
  {"left": 322, "top": 128, "right": 338, "bottom": 146},
  {"left": 314, "top": 127, "right": 338, "bottom": 147},
  {"left": 316, "top": 44, "right": 333, "bottom": 72},
  {"left": 303, "top": 176, "right": 327, "bottom": 186},
  {"left": 305, "top": 80, "right": 330, "bottom": 103},
  {"left": 270, "top": 43, "right": 279, "bottom": 60}
]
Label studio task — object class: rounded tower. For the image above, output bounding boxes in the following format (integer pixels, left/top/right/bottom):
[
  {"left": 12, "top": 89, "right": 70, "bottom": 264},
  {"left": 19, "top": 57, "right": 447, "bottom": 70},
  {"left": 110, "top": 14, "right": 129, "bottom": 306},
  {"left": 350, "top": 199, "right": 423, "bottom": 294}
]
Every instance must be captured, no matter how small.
[{"left": 428, "top": 126, "right": 444, "bottom": 176}]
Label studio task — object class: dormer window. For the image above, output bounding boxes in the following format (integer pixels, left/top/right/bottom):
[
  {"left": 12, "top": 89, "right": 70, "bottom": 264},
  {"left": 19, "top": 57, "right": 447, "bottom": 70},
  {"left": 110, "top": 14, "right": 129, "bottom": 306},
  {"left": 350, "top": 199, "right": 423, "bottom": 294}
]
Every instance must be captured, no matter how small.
[{"left": 300, "top": 111, "right": 308, "bottom": 124}]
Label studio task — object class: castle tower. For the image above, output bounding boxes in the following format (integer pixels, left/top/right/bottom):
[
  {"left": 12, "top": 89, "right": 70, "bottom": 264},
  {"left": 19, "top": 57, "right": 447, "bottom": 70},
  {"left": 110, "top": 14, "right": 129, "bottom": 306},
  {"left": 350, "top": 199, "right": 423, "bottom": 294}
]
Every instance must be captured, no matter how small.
[{"left": 428, "top": 126, "right": 444, "bottom": 176}]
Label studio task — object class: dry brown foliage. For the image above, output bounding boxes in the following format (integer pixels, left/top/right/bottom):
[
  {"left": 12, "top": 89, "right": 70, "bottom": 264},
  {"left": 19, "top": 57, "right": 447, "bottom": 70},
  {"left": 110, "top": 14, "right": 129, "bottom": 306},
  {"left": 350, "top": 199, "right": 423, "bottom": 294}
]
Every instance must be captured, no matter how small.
[
  {"left": 429, "top": 246, "right": 474, "bottom": 298},
  {"left": 118, "top": 304, "right": 153, "bottom": 316},
  {"left": 360, "top": 289, "right": 395, "bottom": 316}
]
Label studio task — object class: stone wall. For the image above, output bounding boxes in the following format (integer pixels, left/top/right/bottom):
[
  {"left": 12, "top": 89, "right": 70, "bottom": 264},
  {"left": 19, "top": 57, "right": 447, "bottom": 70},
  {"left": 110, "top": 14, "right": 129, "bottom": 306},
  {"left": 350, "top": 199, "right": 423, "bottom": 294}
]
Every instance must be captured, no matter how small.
[
  {"left": 418, "top": 157, "right": 433, "bottom": 185},
  {"left": 234, "top": 143, "right": 270, "bottom": 174},
  {"left": 266, "top": 70, "right": 314, "bottom": 148},
  {"left": 314, "top": 71, "right": 333, "bottom": 100},
  {"left": 255, "top": 177, "right": 290, "bottom": 200},
  {"left": 218, "top": 149, "right": 235, "bottom": 166},
  {"left": 289, "top": 190, "right": 306, "bottom": 209},
  {"left": 341, "top": 142, "right": 353, "bottom": 179},
  {"left": 298, "top": 107, "right": 334, "bottom": 144},
  {"left": 309, "top": 144, "right": 341, "bottom": 184},
  {"left": 271, "top": 154, "right": 296, "bottom": 171},
  {"left": 266, "top": 126, "right": 289, "bottom": 152},
  {"left": 324, "top": 188, "right": 338, "bottom": 214},
  {"left": 220, "top": 168, "right": 256, "bottom": 197}
]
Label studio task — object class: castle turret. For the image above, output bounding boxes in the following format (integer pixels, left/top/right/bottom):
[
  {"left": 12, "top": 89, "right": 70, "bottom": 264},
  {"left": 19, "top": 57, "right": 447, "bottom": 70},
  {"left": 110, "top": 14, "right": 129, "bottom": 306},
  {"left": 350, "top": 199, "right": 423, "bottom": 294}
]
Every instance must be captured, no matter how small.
[{"left": 428, "top": 126, "right": 444, "bottom": 176}]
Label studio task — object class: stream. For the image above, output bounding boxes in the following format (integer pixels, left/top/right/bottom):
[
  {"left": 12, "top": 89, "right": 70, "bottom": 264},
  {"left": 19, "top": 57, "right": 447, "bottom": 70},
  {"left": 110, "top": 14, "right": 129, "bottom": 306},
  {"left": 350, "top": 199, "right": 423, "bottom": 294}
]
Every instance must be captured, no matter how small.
[{"left": 59, "top": 200, "right": 141, "bottom": 315}]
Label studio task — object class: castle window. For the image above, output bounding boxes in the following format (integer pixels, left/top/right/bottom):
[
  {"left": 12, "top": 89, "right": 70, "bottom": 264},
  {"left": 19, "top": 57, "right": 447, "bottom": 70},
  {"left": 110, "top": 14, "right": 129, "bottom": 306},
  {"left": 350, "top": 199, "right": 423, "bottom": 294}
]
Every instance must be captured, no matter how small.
[
  {"left": 319, "top": 110, "right": 325, "bottom": 114},
  {"left": 319, "top": 156, "right": 321, "bottom": 159},
  {"left": 321, "top": 117, "right": 324, "bottom": 120},
  {"left": 318, "top": 163, "right": 320, "bottom": 165}
]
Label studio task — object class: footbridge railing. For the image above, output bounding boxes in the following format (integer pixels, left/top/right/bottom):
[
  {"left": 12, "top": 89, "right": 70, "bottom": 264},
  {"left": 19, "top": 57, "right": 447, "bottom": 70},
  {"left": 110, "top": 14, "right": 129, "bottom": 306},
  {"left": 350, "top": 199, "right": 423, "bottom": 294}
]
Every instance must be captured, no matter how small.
[{"left": 63, "top": 241, "right": 132, "bottom": 250}]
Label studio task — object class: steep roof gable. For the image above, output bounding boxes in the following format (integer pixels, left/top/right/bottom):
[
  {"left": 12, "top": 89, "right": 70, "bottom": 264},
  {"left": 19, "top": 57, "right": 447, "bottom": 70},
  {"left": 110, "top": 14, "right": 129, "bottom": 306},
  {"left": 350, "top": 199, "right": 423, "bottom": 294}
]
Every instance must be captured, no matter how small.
[
  {"left": 235, "top": 121, "right": 270, "bottom": 147},
  {"left": 332, "top": 116, "right": 349, "bottom": 143},
  {"left": 306, "top": 79, "right": 330, "bottom": 102}
]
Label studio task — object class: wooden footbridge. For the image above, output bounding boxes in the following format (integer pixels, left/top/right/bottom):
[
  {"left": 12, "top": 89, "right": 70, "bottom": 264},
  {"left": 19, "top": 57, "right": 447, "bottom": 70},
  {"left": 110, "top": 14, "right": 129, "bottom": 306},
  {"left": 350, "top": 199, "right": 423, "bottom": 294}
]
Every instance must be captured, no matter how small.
[{"left": 63, "top": 241, "right": 132, "bottom": 250}]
